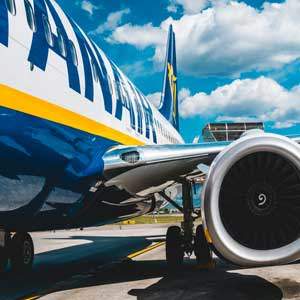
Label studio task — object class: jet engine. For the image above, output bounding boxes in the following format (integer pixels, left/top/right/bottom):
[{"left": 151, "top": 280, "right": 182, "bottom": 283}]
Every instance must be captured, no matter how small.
[{"left": 202, "top": 132, "right": 300, "bottom": 266}]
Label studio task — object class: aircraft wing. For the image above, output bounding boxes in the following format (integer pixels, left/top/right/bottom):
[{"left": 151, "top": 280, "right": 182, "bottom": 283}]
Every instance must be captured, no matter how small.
[
  {"left": 103, "top": 142, "right": 228, "bottom": 197},
  {"left": 103, "top": 134, "right": 300, "bottom": 198}
]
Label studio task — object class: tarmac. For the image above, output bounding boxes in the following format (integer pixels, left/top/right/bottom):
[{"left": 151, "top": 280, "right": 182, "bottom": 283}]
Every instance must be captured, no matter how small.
[{"left": 0, "top": 224, "right": 300, "bottom": 300}]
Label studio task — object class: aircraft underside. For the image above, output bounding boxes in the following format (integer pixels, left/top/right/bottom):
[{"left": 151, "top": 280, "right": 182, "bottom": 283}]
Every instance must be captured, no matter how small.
[{"left": 0, "top": 106, "right": 154, "bottom": 232}]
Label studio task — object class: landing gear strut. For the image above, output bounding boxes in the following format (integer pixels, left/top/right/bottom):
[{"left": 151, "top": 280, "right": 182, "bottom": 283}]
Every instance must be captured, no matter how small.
[
  {"left": 162, "top": 179, "right": 212, "bottom": 267},
  {"left": 0, "top": 230, "right": 34, "bottom": 273}
]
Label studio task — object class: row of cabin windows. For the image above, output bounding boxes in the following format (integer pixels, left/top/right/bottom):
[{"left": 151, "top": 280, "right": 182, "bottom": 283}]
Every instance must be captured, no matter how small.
[
  {"left": 154, "top": 120, "right": 179, "bottom": 144},
  {"left": 5, "top": 0, "right": 78, "bottom": 67},
  {"left": 154, "top": 119, "right": 177, "bottom": 143}
]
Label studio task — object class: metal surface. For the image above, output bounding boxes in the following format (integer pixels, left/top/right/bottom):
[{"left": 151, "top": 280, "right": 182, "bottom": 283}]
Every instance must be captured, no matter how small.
[
  {"left": 202, "top": 122, "right": 264, "bottom": 142},
  {"left": 104, "top": 143, "right": 227, "bottom": 174},
  {"left": 202, "top": 132, "right": 300, "bottom": 266},
  {"left": 103, "top": 143, "right": 227, "bottom": 197}
]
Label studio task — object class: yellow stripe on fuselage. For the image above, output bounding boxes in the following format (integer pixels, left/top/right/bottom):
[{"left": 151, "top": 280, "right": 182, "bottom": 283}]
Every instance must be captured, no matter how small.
[{"left": 0, "top": 84, "right": 145, "bottom": 146}]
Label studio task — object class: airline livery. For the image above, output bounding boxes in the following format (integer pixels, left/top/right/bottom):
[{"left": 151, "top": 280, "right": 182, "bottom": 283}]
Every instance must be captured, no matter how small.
[{"left": 1, "top": 0, "right": 300, "bottom": 274}]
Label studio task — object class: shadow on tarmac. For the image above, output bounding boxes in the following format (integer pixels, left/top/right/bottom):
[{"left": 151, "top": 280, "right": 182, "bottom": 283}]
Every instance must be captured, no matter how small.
[
  {"left": 1, "top": 234, "right": 300, "bottom": 300},
  {"left": 0, "top": 234, "right": 155, "bottom": 300},
  {"left": 98, "top": 259, "right": 285, "bottom": 300},
  {"left": 29, "top": 256, "right": 288, "bottom": 300},
  {"left": 128, "top": 260, "right": 284, "bottom": 300}
]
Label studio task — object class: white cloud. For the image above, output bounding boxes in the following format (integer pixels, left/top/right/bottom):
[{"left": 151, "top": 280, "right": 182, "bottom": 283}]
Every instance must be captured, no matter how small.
[
  {"left": 109, "top": 0, "right": 300, "bottom": 77},
  {"left": 179, "top": 76, "right": 300, "bottom": 128},
  {"left": 91, "top": 8, "right": 130, "bottom": 35},
  {"left": 147, "top": 92, "right": 162, "bottom": 108},
  {"left": 273, "top": 121, "right": 294, "bottom": 129},
  {"left": 167, "top": 0, "right": 210, "bottom": 14},
  {"left": 167, "top": 3, "right": 178, "bottom": 13},
  {"left": 108, "top": 23, "right": 164, "bottom": 49},
  {"left": 147, "top": 88, "right": 192, "bottom": 110},
  {"left": 178, "top": 88, "right": 191, "bottom": 102},
  {"left": 77, "top": 0, "right": 101, "bottom": 16},
  {"left": 121, "top": 60, "right": 155, "bottom": 80}
]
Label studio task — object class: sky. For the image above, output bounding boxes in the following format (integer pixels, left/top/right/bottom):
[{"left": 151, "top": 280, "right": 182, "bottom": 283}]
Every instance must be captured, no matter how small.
[{"left": 56, "top": 0, "right": 300, "bottom": 142}]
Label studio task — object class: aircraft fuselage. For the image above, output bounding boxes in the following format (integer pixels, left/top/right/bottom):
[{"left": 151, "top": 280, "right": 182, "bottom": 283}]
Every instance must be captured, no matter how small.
[{"left": 0, "top": 0, "right": 183, "bottom": 231}]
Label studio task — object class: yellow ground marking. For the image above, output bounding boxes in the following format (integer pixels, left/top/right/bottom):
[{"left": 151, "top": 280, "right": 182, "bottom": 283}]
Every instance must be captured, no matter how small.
[
  {"left": 0, "top": 84, "right": 145, "bottom": 146},
  {"left": 122, "top": 220, "right": 136, "bottom": 225},
  {"left": 22, "top": 295, "right": 40, "bottom": 300},
  {"left": 126, "top": 241, "right": 165, "bottom": 260}
]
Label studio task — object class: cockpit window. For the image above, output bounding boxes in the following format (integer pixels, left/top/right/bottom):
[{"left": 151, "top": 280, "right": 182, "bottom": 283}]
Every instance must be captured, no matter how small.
[
  {"left": 24, "top": 0, "right": 36, "bottom": 32},
  {"left": 5, "top": 0, "right": 16, "bottom": 16},
  {"left": 42, "top": 15, "right": 54, "bottom": 47},
  {"left": 57, "top": 28, "right": 66, "bottom": 57}
]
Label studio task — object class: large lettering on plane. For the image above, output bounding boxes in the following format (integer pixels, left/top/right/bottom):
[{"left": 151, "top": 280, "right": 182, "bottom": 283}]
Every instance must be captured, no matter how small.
[
  {"left": 28, "top": 0, "right": 80, "bottom": 94},
  {"left": 128, "top": 81, "right": 143, "bottom": 135},
  {"left": 138, "top": 91, "right": 157, "bottom": 143},
  {"left": 91, "top": 43, "right": 113, "bottom": 114},
  {"left": 68, "top": 19, "right": 112, "bottom": 113},
  {"left": 112, "top": 64, "right": 136, "bottom": 131},
  {"left": 0, "top": 1, "right": 8, "bottom": 47}
]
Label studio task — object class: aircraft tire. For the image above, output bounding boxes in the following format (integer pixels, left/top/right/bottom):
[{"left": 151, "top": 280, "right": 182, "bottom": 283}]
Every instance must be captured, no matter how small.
[
  {"left": 194, "top": 224, "right": 212, "bottom": 264},
  {"left": 10, "top": 232, "right": 34, "bottom": 273},
  {"left": 166, "top": 226, "right": 184, "bottom": 267},
  {"left": 0, "top": 248, "right": 8, "bottom": 273}
]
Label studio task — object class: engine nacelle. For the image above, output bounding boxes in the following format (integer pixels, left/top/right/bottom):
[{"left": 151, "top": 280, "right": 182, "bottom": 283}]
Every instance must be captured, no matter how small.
[{"left": 202, "top": 132, "right": 300, "bottom": 266}]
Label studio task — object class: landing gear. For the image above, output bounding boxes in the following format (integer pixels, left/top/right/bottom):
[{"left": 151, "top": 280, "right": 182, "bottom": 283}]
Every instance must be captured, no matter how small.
[
  {"left": 161, "top": 179, "right": 213, "bottom": 267},
  {"left": 0, "top": 231, "right": 9, "bottom": 273},
  {"left": 10, "top": 233, "right": 34, "bottom": 273},
  {"left": 194, "top": 224, "right": 212, "bottom": 264},
  {"left": 166, "top": 226, "right": 184, "bottom": 267},
  {"left": 0, "top": 252, "right": 8, "bottom": 272},
  {"left": 0, "top": 230, "right": 34, "bottom": 273}
]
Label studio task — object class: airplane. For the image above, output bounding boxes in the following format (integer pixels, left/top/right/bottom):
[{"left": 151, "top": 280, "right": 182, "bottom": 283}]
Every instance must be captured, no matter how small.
[{"left": 1, "top": 0, "right": 300, "bottom": 274}]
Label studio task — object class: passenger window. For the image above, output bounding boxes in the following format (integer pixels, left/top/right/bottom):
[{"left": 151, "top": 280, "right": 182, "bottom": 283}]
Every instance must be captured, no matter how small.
[
  {"left": 24, "top": 0, "right": 36, "bottom": 32},
  {"left": 42, "top": 15, "right": 53, "bottom": 47},
  {"left": 57, "top": 28, "right": 66, "bottom": 57},
  {"left": 5, "top": 0, "right": 16, "bottom": 15},
  {"left": 91, "top": 61, "right": 98, "bottom": 82},
  {"left": 69, "top": 40, "right": 78, "bottom": 66}
]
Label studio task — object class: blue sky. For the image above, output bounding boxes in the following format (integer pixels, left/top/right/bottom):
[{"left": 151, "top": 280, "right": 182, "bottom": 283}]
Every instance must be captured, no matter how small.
[{"left": 57, "top": 0, "right": 300, "bottom": 142}]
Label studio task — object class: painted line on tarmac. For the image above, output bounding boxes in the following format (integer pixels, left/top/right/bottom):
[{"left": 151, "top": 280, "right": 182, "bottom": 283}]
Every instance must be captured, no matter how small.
[
  {"left": 126, "top": 241, "right": 165, "bottom": 260},
  {"left": 22, "top": 296, "right": 40, "bottom": 300}
]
